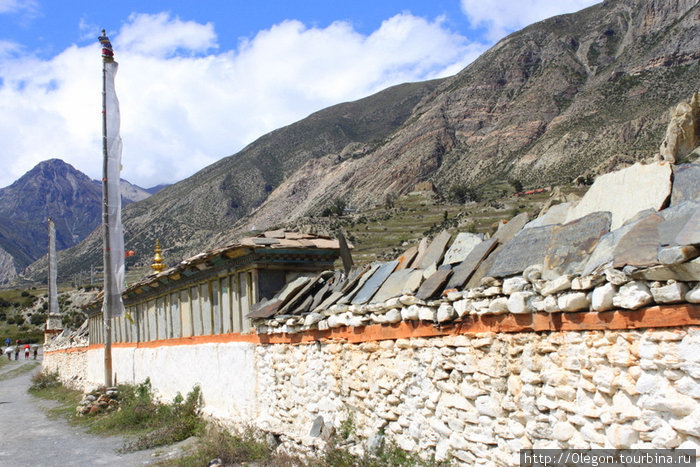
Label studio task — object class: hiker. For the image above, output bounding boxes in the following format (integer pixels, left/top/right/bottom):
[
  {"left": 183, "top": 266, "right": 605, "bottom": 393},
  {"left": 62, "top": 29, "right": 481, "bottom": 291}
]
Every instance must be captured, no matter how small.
[
  {"left": 3, "top": 346, "right": 12, "bottom": 360},
  {"left": 13, "top": 346, "right": 19, "bottom": 360},
  {"left": 32, "top": 345, "right": 38, "bottom": 360},
  {"left": 4, "top": 337, "right": 9, "bottom": 347},
  {"left": 24, "top": 344, "right": 30, "bottom": 359}
]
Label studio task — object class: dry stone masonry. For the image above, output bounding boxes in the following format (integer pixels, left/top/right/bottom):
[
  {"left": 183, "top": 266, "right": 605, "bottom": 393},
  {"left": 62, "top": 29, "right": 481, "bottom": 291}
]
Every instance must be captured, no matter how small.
[
  {"left": 43, "top": 98, "right": 700, "bottom": 464},
  {"left": 255, "top": 328, "right": 700, "bottom": 464},
  {"left": 250, "top": 161, "right": 699, "bottom": 335}
]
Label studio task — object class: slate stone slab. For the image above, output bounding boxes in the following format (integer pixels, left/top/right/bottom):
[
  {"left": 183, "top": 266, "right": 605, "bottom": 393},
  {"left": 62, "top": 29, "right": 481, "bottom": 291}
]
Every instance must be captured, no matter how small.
[
  {"left": 279, "top": 272, "right": 333, "bottom": 315},
  {"left": 371, "top": 269, "right": 424, "bottom": 303},
  {"left": 524, "top": 202, "right": 572, "bottom": 229},
  {"left": 263, "top": 230, "right": 286, "bottom": 238},
  {"left": 252, "top": 238, "right": 281, "bottom": 245},
  {"left": 582, "top": 219, "right": 637, "bottom": 276},
  {"left": 309, "top": 280, "right": 333, "bottom": 311},
  {"left": 542, "top": 211, "right": 611, "bottom": 280},
  {"left": 676, "top": 209, "right": 699, "bottom": 246},
  {"left": 296, "top": 294, "right": 315, "bottom": 314},
  {"left": 395, "top": 246, "right": 418, "bottom": 271},
  {"left": 564, "top": 161, "right": 672, "bottom": 230},
  {"left": 408, "top": 237, "right": 429, "bottom": 269},
  {"left": 416, "top": 269, "right": 453, "bottom": 300},
  {"left": 671, "top": 164, "right": 700, "bottom": 206},
  {"left": 656, "top": 201, "right": 699, "bottom": 247},
  {"left": 351, "top": 261, "right": 398, "bottom": 305},
  {"left": 313, "top": 291, "right": 344, "bottom": 312},
  {"left": 613, "top": 213, "right": 663, "bottom": 268},
  {"left": 446, "top": 238, "right": 498, "bottom": 290},
  {"left": 310, "top": 416, "right": 324, "bottom": 437},
  {"left": 490, "top": 225, "right": 555, "bottom": 278},
  {"left": 494, "top": 212, "right": 530, "bottom": 244},
  {"left": 247, "top": 299, "right": 282, "bottom": 319},
  {"left": 442, "top": 232, "right": 482, "bottom": 265},
  {"left": 633, "top": 257, "right": 700, "bottom": 281},
  {"left": 276, "top": 276, "right": 311, "bottom": 304},
  {"left": 416, "top": 230, "right": 452, "bottom": 269},
  {"left": 658, "top": 245, "right": 699, "bottom": 265},
  {"left": 329, "top": 270, "right": 348, "bottom": 293},
  {"left": 337, "top": 264, "right": 379, "bottom": 305}
]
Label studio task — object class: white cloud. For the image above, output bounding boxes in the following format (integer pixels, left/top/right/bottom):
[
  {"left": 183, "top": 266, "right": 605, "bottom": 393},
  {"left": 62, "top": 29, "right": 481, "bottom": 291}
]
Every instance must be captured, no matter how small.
[
  {"left": 0, "top": 12, "right": 483, "bottom": 189},
  {"left": 117, "top": 13, "right": 218, "bottom": 58},
  {"left": 461, "top": 0, "right": 599, "bottom": 41},
  {"left": 0, "top": 0, "right": 38, "bottom": 17}
]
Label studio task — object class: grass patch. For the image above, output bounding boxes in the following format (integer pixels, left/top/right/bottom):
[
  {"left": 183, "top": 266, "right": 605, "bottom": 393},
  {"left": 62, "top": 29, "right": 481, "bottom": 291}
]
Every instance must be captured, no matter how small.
[
  {"left": 28, "top": 373, "right": 204, "bottom": 453},
  {"left": 0, "top": 361, "right": 39, "bottom": 381},
  {"left": 175, "top": 418, "right": 448, "bottom": 467},
  {"left": 88, "top": 378, "right": 205, "bottom": 452},
  {"left": 28, "top": 370, "right": 84, "bottom": 420},
  {"left": 174, "top": 425, "right": 294, "bottom": 466}
]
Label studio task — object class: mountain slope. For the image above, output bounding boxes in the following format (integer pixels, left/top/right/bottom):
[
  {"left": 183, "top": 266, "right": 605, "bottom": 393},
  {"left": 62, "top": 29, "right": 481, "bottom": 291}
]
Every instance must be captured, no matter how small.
[
  {"left": 0, "top": 159, "right": 153, "bottom": 283},
  {"left": 0, "top": 159, "right": 102, "bottom": 273},
  {"left": 233, "top": 0, "right": 699, "bottom": 232},
  {"left": 23, "top": 0, "right": 700, "bottom": 282},
  {"left": 27, "top": 80, "right": 441, "bottom": 279}
]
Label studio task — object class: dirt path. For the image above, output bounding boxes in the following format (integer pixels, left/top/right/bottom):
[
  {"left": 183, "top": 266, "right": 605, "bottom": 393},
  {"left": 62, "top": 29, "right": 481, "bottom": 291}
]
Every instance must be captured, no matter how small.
[{"left": 0, "top": 357, "right": 188, "bottom": 466}]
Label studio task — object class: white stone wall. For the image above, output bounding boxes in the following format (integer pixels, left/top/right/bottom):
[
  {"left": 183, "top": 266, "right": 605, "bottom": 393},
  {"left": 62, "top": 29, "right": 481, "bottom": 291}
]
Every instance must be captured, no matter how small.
[
  {"left": 255, "top": 328, "right": 700, "bottom": 464},
  {"left": 42, "top": 347, "right": 90, "bottom": 391},
  {"left": 44, "top": 327, "right": 700, "bottom": 464},
  {"left": 53, "top": 342, "right": 258, "bottom": 421}
]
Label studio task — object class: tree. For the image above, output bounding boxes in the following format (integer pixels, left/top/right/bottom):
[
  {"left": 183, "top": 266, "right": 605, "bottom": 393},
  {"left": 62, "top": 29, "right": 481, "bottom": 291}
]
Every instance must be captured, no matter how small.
[{"left": 449, "top": 184, "right": 481, "bottom": 203}]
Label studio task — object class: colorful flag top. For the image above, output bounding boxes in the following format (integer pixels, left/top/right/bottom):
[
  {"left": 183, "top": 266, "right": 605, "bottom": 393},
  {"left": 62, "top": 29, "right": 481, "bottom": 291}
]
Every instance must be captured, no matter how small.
[{"left": 99, "top": 29, "right": 115, "bottom": 63}]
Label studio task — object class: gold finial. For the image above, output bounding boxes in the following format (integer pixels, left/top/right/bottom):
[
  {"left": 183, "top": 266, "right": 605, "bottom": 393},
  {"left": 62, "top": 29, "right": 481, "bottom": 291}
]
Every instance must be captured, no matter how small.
[{"left": 151, "top": 239, "right": 166, "bottom": 273}]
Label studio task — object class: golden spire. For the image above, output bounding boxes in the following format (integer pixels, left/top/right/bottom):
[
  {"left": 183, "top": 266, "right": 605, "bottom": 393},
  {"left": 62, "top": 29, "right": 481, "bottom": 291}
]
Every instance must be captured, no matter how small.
[{"left": 151, "top": 239, "right": 166, "bottom": 273}]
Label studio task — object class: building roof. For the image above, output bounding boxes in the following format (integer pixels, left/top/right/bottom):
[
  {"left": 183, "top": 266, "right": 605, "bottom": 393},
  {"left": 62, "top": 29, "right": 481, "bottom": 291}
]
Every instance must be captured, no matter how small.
[{"left": 85, "top": 230, "right": 347, "bottom": 313}]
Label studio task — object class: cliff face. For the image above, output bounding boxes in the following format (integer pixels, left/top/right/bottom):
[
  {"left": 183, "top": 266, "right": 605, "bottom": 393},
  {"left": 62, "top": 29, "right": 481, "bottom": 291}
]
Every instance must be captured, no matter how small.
[{"left": 22, "top": 0, "right": 700, "bottom": 282}]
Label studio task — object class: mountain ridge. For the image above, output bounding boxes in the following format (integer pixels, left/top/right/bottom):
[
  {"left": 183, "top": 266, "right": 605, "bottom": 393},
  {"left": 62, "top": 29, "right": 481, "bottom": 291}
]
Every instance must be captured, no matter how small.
[
  {"left": 20, "top": 0, "right": 700, "bottom": 284},
  {"left": 0, "top": 159, "right": 158, "bottom": 283}
]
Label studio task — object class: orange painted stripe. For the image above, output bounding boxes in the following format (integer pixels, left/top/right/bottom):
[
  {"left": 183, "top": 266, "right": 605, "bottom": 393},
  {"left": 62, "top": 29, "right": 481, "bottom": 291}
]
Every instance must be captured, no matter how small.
[
  {"left": 44, "top": 346, "right": 88, "bottom": 355},
  {"left": 55, "top": 303, "right": 698, "bottom": 353}
]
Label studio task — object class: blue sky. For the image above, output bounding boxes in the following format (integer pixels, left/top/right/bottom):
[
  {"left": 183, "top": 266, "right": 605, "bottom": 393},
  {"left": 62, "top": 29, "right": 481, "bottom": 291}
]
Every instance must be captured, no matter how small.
[{"left": 0, "top": 0, "right": 598, "bottom": 189}]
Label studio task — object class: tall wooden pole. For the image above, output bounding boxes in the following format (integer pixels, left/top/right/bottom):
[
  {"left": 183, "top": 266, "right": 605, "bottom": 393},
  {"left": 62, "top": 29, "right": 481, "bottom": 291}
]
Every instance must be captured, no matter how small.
[{"left": 101, "top": 40, "right": 113, "bottom": 388}]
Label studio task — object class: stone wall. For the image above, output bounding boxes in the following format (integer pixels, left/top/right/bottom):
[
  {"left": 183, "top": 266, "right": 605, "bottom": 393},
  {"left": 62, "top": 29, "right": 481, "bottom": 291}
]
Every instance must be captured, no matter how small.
[
  {"left": 43, "top": 320, "right": 700, "bottom": 463},
  {"left": 255, "top": 328, "right": 700, "bottom": 464},
  {"left": 42, "top": 346, "right": 90, "bottom": 391}
]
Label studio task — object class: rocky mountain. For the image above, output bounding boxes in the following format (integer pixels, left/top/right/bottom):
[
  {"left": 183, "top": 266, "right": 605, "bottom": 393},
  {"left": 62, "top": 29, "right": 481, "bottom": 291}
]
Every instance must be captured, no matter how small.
[
  {"left": 0, "top": 159, "right": 153, "bottom": 283},
  {"left": 117, "top": 179, "right": 153, "bottom": 204},
  {"left": 22, "top": 0, "right": 700, "bottom": 282}
]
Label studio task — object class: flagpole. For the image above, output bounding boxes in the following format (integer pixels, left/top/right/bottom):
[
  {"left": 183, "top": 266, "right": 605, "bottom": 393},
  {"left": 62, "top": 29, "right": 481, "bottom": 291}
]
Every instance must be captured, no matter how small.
[{"left": 101, "top": 29, "right": 113, "bottom": 388}]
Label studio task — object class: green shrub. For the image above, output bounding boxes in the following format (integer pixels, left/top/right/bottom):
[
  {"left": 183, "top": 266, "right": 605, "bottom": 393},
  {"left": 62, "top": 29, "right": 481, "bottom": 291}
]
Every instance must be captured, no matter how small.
[
  {"left": 177, "top": 425, "right": 278, "bottom": 466},
  {"left": 29, "top": 370, "right": 62, "bottom": 391},
  {"left": 91, "top": 379, "right": 205, "bottom": 452}
]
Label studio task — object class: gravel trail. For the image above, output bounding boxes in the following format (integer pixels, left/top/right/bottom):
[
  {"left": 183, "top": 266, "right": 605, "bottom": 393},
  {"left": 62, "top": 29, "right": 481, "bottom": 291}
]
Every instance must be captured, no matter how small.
[{"left": 0, "top": 356, "right": 186, "bottom": 466}]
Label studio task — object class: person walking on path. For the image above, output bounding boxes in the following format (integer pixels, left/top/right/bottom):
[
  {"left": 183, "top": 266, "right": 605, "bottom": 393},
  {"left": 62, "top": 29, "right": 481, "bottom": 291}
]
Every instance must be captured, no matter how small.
[
  {"left": 5, "top": 337, "right": 10, "bottom": 347},
  {"left": 24, "top": 344, "right": 30, "bottom": 359},
  {"left": 14, "top": 345, "right": 19, "bottom": 360},
  {"left": 4, "top": 346, "right": 12, "bottom": 359},
  {"left": 33, "top": 344, "right": 38, "bottom": 360}
]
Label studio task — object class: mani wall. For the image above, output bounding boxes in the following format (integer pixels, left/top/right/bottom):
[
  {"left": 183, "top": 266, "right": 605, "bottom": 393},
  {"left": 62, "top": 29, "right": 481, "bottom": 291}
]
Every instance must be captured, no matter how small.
[{"left": 43, "top": 160, "right": 700, "bottom": 464}]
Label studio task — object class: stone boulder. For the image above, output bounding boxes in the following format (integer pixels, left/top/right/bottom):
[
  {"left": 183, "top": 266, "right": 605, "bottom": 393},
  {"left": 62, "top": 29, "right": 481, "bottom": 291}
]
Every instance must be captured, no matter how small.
[
  {"left": 660, "top": 92, "right": 699, "bottom": 163},
  {"left": 564, "top": 161, "right": 672, "bottom": 230}
]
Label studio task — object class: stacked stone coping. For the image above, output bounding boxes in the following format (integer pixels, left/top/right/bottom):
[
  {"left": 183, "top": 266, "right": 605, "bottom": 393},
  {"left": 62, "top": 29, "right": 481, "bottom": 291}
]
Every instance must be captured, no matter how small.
[
  {"left": 253, "top": 264, "right": 700, "bottom": 335},
  {"left": 44, "top": 320, "right": 89, "bottom": 352}
]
